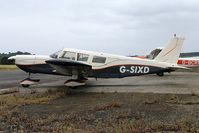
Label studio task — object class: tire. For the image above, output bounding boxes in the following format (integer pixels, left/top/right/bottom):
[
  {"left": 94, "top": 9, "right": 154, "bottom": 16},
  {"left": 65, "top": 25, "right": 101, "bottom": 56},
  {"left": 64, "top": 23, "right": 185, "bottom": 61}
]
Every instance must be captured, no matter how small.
[
  {"left": 156, "top": 72, "right": 164, "bottom": 77},
  {"left": 22, "top": 84, "right": 30, "bottom": 88}
]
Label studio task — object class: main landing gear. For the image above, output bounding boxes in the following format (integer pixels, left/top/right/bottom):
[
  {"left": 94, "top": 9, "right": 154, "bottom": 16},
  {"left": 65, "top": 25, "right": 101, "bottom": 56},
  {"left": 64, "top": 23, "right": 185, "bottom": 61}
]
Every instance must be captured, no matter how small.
[
  {"left": 20, "top": 73, "right": 40, "bottom": 88},
  {"left": 64, "top": 77, "right": 88, "bottom": 88},
  {"left": 156, "top": 72, "right": 164, "bottom": 77}
]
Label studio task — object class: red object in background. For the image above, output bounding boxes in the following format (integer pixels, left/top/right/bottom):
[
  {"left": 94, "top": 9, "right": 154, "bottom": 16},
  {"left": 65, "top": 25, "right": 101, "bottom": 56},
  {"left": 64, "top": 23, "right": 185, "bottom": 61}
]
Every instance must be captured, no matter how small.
[
  {"left": 178, "top": 59, "right": 199, "bottom": 66},
  {"left": 136, "top": 56, "right": 199, "bottom": 67},
  {"left": 136, "top": 56, "right": 146, "bottom": 59},
  {"left": 178, "top": 60, "right": 183, "bottom": 65}
]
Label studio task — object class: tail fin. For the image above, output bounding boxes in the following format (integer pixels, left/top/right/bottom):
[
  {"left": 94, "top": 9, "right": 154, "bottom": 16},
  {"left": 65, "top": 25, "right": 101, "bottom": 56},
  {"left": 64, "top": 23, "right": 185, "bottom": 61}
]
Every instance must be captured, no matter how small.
[{"left": 155, "top": 36, "right": 185, "bottom": 64}]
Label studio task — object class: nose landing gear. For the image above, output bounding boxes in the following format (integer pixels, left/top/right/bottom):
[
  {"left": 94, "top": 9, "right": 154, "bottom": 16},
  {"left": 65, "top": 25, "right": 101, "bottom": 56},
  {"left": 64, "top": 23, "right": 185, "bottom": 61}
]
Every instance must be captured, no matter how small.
[{"left": 20, "top": 73, "right": 40, "bottom": 88}]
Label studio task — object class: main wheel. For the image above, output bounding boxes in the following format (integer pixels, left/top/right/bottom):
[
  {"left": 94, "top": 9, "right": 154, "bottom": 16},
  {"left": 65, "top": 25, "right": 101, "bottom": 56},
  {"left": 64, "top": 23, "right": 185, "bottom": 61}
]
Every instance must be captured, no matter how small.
[
  {"left": 22, "top": 84, "right": 30, "bottom": 88},
  {"left": 156, "top": 72, "right": 164, "bottom": 77}
]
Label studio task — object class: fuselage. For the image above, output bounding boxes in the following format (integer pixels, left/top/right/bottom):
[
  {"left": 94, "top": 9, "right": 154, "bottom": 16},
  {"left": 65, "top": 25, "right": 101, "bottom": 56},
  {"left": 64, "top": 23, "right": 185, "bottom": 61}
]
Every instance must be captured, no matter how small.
[{"left": 9, "top": 48, "right": 175, "bottom": 78}]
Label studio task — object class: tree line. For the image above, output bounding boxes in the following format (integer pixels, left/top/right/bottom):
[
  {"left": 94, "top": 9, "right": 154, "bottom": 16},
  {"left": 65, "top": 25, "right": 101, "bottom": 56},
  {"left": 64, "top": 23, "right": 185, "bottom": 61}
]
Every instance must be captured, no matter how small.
[
  {"left": 180, "top": 52, "right": 199, "bottom": 58},
  {"left": 0, "top": 51, "right": 31, "bottom": 65}
]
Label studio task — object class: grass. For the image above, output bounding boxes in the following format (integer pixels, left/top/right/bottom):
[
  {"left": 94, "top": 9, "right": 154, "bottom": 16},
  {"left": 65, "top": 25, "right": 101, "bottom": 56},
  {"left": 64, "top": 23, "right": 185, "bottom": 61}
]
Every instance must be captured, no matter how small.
[
  {"left": 110, "top": 119, "right": 198, "bottom": 133},
  {"left": 0, "top": 65, "right": 18, "bottom": 70},
  {"left": 0, "top": 92, "right": 65, "bottom": 116},
  {"left": 94, "top": 101, "right": 122, "bottom": 111},
  {"left": 1, "top": 92, "right": 199, "bottom": 132}
]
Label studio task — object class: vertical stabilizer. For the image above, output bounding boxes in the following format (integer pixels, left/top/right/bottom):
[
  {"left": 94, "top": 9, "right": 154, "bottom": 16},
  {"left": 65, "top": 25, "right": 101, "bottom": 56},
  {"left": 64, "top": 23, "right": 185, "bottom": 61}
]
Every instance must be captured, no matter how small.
[{"left": 155, "top": 36, "right": 185, "bottom": 64}]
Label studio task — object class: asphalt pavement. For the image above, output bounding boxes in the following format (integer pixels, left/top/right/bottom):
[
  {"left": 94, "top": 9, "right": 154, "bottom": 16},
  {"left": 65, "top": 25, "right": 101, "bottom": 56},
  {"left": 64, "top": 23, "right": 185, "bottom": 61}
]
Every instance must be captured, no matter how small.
[
  {"left": 0, "top": 70, "right": 199, "bottom": 94},
  {"left": 0, "top": 70, "right": 66, "bottom": 89}
]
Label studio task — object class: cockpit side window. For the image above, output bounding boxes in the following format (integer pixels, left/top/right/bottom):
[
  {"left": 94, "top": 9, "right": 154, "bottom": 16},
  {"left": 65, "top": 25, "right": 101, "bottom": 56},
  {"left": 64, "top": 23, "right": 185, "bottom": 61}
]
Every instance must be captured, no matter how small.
[
  {"left": 92, "top": 56, "right": 106, "bottom": 63},
  {"left": 77, "top": 53, "right": 89, "bottom": 62},
  {"left": 60, "top": 51, "right": 76, "bottom": 60},
  {"left": 50, "top": 50, "right": 61, "bottom": 59}
]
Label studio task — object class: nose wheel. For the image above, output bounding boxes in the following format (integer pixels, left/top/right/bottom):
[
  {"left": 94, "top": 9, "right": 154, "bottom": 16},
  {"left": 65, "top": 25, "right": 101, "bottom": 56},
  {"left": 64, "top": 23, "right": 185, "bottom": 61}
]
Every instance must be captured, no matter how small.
[
  {"left": 20, "top": 73, "right": 40, "bottom": 88},
  {"left": 22, "top": 84, "right": 30, "bottom": 88}
]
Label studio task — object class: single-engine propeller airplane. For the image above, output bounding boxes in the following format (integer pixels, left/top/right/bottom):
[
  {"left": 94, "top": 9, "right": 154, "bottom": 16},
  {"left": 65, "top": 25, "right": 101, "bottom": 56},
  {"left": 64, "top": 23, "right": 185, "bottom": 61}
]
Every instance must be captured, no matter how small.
[{"left": 9, "top": 36, "right": 186, "bottom": 87}]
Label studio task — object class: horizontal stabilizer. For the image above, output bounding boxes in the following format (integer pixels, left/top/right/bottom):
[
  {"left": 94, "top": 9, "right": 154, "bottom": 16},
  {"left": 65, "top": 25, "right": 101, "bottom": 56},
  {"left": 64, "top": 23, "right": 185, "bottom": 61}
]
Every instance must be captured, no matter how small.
[{"left": 167, "top": 65, "right": 190, "bottom": 70}]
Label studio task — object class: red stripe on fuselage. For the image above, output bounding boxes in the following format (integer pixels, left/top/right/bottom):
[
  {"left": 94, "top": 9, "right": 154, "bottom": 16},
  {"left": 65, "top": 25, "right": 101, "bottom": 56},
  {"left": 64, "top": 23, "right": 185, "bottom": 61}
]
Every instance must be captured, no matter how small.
[{"left": 93, "top": 64, "right": 161, "bottom": 70}]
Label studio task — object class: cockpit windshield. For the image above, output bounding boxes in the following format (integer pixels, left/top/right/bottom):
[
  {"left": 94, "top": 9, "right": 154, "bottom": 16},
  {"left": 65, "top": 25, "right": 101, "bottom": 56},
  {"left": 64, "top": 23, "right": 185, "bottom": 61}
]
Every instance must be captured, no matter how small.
[
  {"left": 50, "top": 50, "right": 62, "bottom": 59},
  {"left": 60, "top": 51, "right": 76, "bottom": 60}
]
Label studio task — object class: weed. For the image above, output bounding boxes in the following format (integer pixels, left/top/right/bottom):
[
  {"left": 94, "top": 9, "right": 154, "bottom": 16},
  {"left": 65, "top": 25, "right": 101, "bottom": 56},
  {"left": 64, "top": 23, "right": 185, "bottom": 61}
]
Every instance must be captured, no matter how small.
[{"left": 94, "top": 101, "right": 122, "bottom": 111}]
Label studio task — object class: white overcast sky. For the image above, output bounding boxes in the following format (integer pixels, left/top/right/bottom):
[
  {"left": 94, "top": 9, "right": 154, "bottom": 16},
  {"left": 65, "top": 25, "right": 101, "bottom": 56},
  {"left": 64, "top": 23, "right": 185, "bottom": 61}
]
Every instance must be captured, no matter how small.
[{"left": 0, "top": 0, "right": 199, "bottom": 55}]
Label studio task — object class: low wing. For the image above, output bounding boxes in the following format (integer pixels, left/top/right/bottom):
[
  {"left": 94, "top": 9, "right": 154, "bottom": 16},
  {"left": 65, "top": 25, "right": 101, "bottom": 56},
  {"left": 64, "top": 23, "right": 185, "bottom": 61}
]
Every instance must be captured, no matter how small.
[{"left": 46, "top": 59, "right": 92, "bottom": 77}]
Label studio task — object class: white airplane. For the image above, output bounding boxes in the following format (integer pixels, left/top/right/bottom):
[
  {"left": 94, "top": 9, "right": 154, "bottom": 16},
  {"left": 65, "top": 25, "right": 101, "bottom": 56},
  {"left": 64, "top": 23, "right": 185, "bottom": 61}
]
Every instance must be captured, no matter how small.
[{"left": 9, "top": 36, "right": 186, "bottom": 87}]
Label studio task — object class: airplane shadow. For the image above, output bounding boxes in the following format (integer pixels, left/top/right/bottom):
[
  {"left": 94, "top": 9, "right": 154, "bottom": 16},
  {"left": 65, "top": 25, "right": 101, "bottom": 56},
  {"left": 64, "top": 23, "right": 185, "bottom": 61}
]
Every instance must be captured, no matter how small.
[
  {"left": 82, "top": 83, "right": 188, "bottom": 88},
  {"left": 32, "top": 82, "right": 189, "bottom": 90}
]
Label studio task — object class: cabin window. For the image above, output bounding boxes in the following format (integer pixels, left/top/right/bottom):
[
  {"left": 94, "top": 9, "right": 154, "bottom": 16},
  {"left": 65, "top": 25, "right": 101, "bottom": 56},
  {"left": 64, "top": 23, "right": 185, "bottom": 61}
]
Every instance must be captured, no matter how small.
[
  {"left": 92, "top": 56, "right": 106, "bottom": 63},
  {"left": 61, "top": 51, "right": 76, "bottom": 60},
  {"left": 77, "top": 53, "right": 89, "bottom": 62}
]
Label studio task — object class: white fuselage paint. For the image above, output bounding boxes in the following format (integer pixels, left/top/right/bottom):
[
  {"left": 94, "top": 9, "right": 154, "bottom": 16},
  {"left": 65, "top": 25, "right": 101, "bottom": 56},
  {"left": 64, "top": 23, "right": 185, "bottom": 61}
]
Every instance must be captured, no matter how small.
[
  {"left": 9, "top": 48, "right": 178, "bottom": 76},
  {"left": 10, "top": 55, "right": 51, "bottom": 65},
  {"left": 11, "top": 48, "right": 174, "bottom": 68}
]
